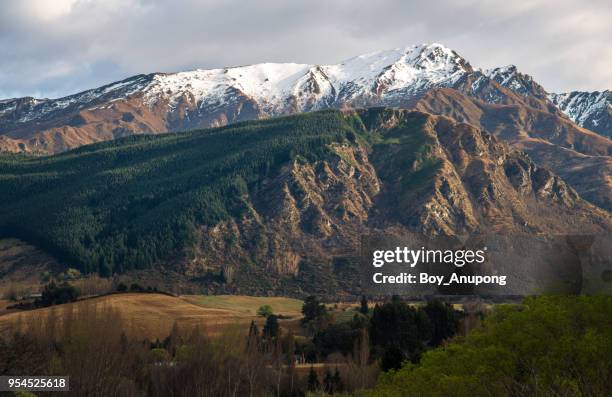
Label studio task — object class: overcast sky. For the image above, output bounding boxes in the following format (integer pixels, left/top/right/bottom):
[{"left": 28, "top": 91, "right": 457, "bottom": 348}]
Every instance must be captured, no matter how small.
[{"left": 1, "top": 0, "right": 610, "bottom": 99}]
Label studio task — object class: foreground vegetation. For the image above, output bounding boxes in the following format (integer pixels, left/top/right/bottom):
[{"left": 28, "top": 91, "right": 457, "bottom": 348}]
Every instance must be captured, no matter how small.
[
  {"left": 368, "top": 295, "right": 612, "bottom": 397},
  {"left": 0, "top": 294, "right": 460, "bottom": 396},
  {"left": 1, "top": 295, "right": 608, "bottom": 396}
]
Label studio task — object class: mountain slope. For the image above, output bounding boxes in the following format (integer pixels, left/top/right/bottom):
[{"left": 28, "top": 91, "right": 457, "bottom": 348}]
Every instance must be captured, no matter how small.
[
  {"left": 414, "top": 88, "right": 612, "bottom": 211},
  {"left": 483, "top": 65, "right": 550, "bottom": 101},
  {"left": 0, "top": 109, "right": 608, "bottom": 294},
  {"left": 483, "top": 66, "right": 611, "bottom": 138}
]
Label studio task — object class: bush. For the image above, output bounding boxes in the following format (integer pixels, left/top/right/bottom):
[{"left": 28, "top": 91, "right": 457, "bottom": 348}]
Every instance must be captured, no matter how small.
[
  {"left": 37, "top": 281, "right": 79, "bottom": 307},
  {"left": 256, "top": 304, "right": 273, "bottom": 317},
  {"left": 360, "top": 295, "right": 369, "bottom": 315},
  {"left": 313, "top": 322, "right": 361, "bottom": 356},
  {"left": 422, "top": 300, "right": 461, "bottom": 346},
  {"left": 129, "top": 283, "right": 144, "bottom": 292},
  {"left": 369, "top": 299, "right": 432, "bottom": 362},
  {"left": 59, "top": 268, "right": 82, "bottom": 281},
  {"left": 380, "top": 346, "right": 405, "bottom": 372}
]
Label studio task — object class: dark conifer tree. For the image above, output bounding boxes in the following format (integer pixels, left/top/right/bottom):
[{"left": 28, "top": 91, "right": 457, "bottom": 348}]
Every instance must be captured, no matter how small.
[
  {"left": 263, "top": 315, "right": 279, "bottom": 338},
  {"left": 333, "top": 367, "right": 343, "bottom": 392},
  {"left": 307, "top": 366, "right": 319, "bottom": 392},
  {"left": 360, "top": 295, "right": 369, "bottom": 315},
  {"left": 323, "top": 369, "right": 334, "bottom": 393}
]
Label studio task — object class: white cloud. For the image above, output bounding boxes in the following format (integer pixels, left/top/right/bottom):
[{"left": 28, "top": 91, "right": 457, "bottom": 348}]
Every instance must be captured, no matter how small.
[
  {"left": 17, "top": 0, "right": 79, "bottom": 21},
  {"left": 0, "top": 0, "right": 610, "bottom": 98}
]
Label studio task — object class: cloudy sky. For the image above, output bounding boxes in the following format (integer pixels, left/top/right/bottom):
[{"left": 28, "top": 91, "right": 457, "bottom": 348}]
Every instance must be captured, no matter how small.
[{"left": 1, "top": 0, "right": 610, "bottom": 99}]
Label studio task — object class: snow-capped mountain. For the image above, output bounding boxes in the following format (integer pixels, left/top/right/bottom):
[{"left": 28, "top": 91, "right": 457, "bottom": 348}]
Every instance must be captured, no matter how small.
[
  {"left": 0, "top": 44, "right": 471, "bottom": 130},
  {"left": 483, "top": 65, "right": 549, "bottom": 100},
  {"left": 0, "top": 75, "right": 152, "bottom": 124},
  {"left": 0, "top": 43, "right": 485, "bottom": 153},
  {"left": 1, "top": 42, "right": 610, "bottom": 214},
  {"left": 0, "top": 42, "right": 609, "bottom": 154},
  {"left": 482, "top": 66, "right": 611, "bottom": 137},
  {"left": 153, "top": 44, "right": 472, "bottom": 109},
  {"left": 549, "top": 91, "right": 611, "bottom": 138}
]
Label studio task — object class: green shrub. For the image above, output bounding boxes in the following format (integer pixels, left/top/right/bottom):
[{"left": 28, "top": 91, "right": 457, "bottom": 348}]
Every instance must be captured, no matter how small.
[{"left": 256, "top": 304, "right": 273, "bottom": 317}]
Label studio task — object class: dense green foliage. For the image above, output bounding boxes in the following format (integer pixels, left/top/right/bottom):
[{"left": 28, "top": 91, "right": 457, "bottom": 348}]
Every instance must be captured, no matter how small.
[
  {"left": 313, "top": 319, "right": 363, "bottom": 357},
  {"left": 0, "top": 110, "right": 364, "bottom": 275},
  {"left": 369, "top": 299, "right": 460, "bottom": 369},
  {"left": 301, "top": 297, "right": 461, "bottom": 367},
  {"left": 370, "top": 297, "right": 432, "bottom": 361},
  {"left": 422, "top": 300, "right": 461, "bottom": 346},
  {"left": 302, "top": 296, "right": 329, "bottom": 324},
  {"left": 368, "top": 296, "right": 612, "bottom": 397}
]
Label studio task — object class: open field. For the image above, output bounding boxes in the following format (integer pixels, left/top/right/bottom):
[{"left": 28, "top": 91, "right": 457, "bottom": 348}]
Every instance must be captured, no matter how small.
[
  {"left": 0, "top": 293, "right": 304, "bottom": 340},
  {"left": 185, "top": 294, "right": 303, "bottom": 317}
]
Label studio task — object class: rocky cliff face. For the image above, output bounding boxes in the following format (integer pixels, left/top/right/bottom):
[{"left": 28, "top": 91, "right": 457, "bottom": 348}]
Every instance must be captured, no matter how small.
[
  {"left": 0, "top": 107, "right": 609, "bottom": 295},
  {"left": 163, "top": 110, "right": 609, "bottom": 294},
  {"left": 414, "top": 88, "right": 612, "bottom": 212}
]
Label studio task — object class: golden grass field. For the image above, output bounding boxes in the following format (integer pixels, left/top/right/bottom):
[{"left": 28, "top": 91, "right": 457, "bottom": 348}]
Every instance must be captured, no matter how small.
[
  {"left": 0, "top": 293, "right": 304, "bottom": 340},
  {"left": 185, "top": 294, "right": 303, "bottom": 316}
]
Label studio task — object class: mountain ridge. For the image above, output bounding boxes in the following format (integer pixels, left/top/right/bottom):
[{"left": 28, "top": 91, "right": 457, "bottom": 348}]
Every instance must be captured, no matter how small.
[
  {"left": 2, "top": 43, "right": 610, "bottom": 215},
  {"left": 4, "top": 43, "right": 608, "bottom": 154},
  {"left": 549, "top": 90, "right": 611, "bottom": 138}
]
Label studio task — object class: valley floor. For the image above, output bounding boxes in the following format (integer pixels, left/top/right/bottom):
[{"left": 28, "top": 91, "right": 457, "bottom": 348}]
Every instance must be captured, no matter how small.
[{"left": 0, "top": 293, "right": 304, "bottom": 340}]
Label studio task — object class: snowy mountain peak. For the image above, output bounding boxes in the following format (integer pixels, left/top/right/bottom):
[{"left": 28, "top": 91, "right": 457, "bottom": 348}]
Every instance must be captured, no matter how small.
[
  {"left": 412, "top": 43, "right": 470, "bottom": 67},
  {"left": 1, "top": 43, "right": 476, "bottom": 122},
  {"left": 484, "top": 64, "right": 518, "bottom": 75},
  {"left": 483, "top": 64, "right": 549, "bottom": 99},
  {"left": 136, "top": 43, "right": 475, "bottom": 113},
  {"left": 549, "top": 90, "right": 611, "bottom": 137},
  {"left": 481, "top": 65, "right": 610, "bottom": 137},
  {"left": 338, "top": 43, "right": 470, "bottom": 74},
  {"left": 485, "top": 65, "right": 530, "bottom": 89},
  {"left": 2, "top": 42, "right": 610, "bottom": 152}
]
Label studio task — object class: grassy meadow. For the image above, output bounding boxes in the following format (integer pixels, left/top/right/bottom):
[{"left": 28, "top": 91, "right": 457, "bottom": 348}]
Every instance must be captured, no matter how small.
[{"left": 0, "top": 293, "right": 306, "bottom": 340}]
